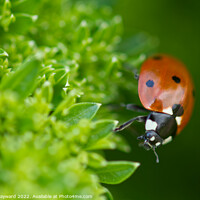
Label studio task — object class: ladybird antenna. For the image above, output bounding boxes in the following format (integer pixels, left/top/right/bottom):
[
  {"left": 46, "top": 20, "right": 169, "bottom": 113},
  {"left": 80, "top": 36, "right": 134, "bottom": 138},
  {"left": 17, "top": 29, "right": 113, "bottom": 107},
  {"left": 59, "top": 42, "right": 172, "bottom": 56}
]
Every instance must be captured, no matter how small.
[{"left": 152, "top": 147, "right": 159, "bottom": 163}]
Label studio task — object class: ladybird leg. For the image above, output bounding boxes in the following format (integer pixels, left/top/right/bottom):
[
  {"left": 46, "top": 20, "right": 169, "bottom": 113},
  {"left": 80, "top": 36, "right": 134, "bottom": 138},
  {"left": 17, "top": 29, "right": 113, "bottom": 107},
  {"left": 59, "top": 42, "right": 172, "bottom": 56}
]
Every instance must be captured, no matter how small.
[
  {"left": 121, "top": 103, "right": 148, "bottom": 113},
  {"left": 114, "top": 116, "right": 147, "bottom": 132},
  {"left": 123, "top": 63, "right": 139, "bottom": 80},
  {"left": 106, "top": 103, "right": 147, "bottom": 112},
  {"left": 133, "top": 68, "right": 139, "bottom": 80}
]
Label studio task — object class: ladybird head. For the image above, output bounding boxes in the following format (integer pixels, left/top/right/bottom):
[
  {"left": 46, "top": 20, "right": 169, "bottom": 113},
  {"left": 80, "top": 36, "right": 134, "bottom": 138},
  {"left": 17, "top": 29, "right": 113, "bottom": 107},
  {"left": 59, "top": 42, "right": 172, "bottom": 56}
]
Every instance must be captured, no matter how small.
[{"left": 137, "top": 130, "right": 163, "bottom": 163}]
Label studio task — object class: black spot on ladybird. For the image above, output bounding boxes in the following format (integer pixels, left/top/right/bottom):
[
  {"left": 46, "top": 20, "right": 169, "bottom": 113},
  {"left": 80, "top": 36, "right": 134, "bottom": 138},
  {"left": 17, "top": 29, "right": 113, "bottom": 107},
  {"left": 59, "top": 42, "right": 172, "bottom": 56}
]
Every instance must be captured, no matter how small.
[
  {"left": 172, "top": 104, "right": 184, "bottom": 116},
  {"left": 172, "top": 76, "right": 181, "bottom": 83},
  {"left": 146, "top": 80, "right": 154, "bottom": 87},
  {"left": 153, "top": 55, "right": 162, "bottom": 60}
]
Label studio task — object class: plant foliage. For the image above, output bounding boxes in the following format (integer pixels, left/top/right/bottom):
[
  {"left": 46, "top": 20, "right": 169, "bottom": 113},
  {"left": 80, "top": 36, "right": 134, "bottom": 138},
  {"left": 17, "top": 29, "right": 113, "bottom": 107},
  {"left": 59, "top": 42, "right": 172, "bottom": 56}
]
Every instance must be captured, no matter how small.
[{"left": 0, "top": 0, "right": 157, "bottom": 199}]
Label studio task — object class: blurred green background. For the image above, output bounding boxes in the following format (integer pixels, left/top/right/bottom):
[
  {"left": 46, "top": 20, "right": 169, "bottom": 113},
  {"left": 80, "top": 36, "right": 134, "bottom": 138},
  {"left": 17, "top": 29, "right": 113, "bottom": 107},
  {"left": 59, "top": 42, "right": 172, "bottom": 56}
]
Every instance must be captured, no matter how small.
[{"left": 105, "top": 0, "right": 200, "bottom": 199}]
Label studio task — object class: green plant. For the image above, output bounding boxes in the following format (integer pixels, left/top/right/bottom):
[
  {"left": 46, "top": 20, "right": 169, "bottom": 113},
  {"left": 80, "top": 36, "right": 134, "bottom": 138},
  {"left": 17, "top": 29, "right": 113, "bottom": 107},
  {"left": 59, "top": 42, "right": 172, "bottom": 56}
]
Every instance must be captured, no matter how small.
[{"left": 0, "top": 0, "right": 157, "bottom": 199}]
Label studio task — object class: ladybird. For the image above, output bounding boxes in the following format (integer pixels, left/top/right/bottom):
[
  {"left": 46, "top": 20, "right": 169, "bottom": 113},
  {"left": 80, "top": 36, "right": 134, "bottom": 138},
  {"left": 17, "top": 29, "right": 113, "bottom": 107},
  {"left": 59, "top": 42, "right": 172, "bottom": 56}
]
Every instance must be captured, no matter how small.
[{"left": 114, "top": 54, "right": 194, "bottom": 162}]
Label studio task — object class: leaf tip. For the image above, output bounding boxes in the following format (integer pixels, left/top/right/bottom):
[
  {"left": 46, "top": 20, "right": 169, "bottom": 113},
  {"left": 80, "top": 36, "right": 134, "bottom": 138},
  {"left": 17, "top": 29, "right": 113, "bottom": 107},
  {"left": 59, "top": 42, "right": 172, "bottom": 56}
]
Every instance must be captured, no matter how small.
[
  {"left": 133, "top": 162, "right": 140, "bottom": 168},
  {"left": 4, "top": 52, "right": 9, "bottom": 57},
  {"left": 113, "top": 120, "right": 119, "bottom": 127},
  {"left": 96, "top": 103, "right": 102, "bottom": 108}
]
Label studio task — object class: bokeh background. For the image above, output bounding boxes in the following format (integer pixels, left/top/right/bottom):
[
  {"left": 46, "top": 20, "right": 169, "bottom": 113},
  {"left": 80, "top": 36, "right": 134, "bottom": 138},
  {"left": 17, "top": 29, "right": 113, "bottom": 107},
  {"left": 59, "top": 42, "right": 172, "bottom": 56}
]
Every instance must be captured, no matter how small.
[{"left": 105, "top": 0, "right": 200, "bottom": 199}]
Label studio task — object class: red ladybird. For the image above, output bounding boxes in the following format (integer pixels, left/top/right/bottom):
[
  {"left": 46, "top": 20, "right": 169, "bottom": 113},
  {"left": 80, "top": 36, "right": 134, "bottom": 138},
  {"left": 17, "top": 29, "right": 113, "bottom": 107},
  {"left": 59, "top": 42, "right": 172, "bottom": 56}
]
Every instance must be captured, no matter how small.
[{"left": 114, "top": 54, "right": 194, "bottom": 162}]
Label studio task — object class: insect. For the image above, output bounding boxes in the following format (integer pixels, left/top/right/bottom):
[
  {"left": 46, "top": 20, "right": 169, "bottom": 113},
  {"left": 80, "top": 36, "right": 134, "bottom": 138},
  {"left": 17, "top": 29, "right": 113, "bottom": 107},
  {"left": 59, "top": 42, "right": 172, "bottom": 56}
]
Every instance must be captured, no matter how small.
[{"left": 114, "top": 54, "right": 194, "bottom": 162}]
